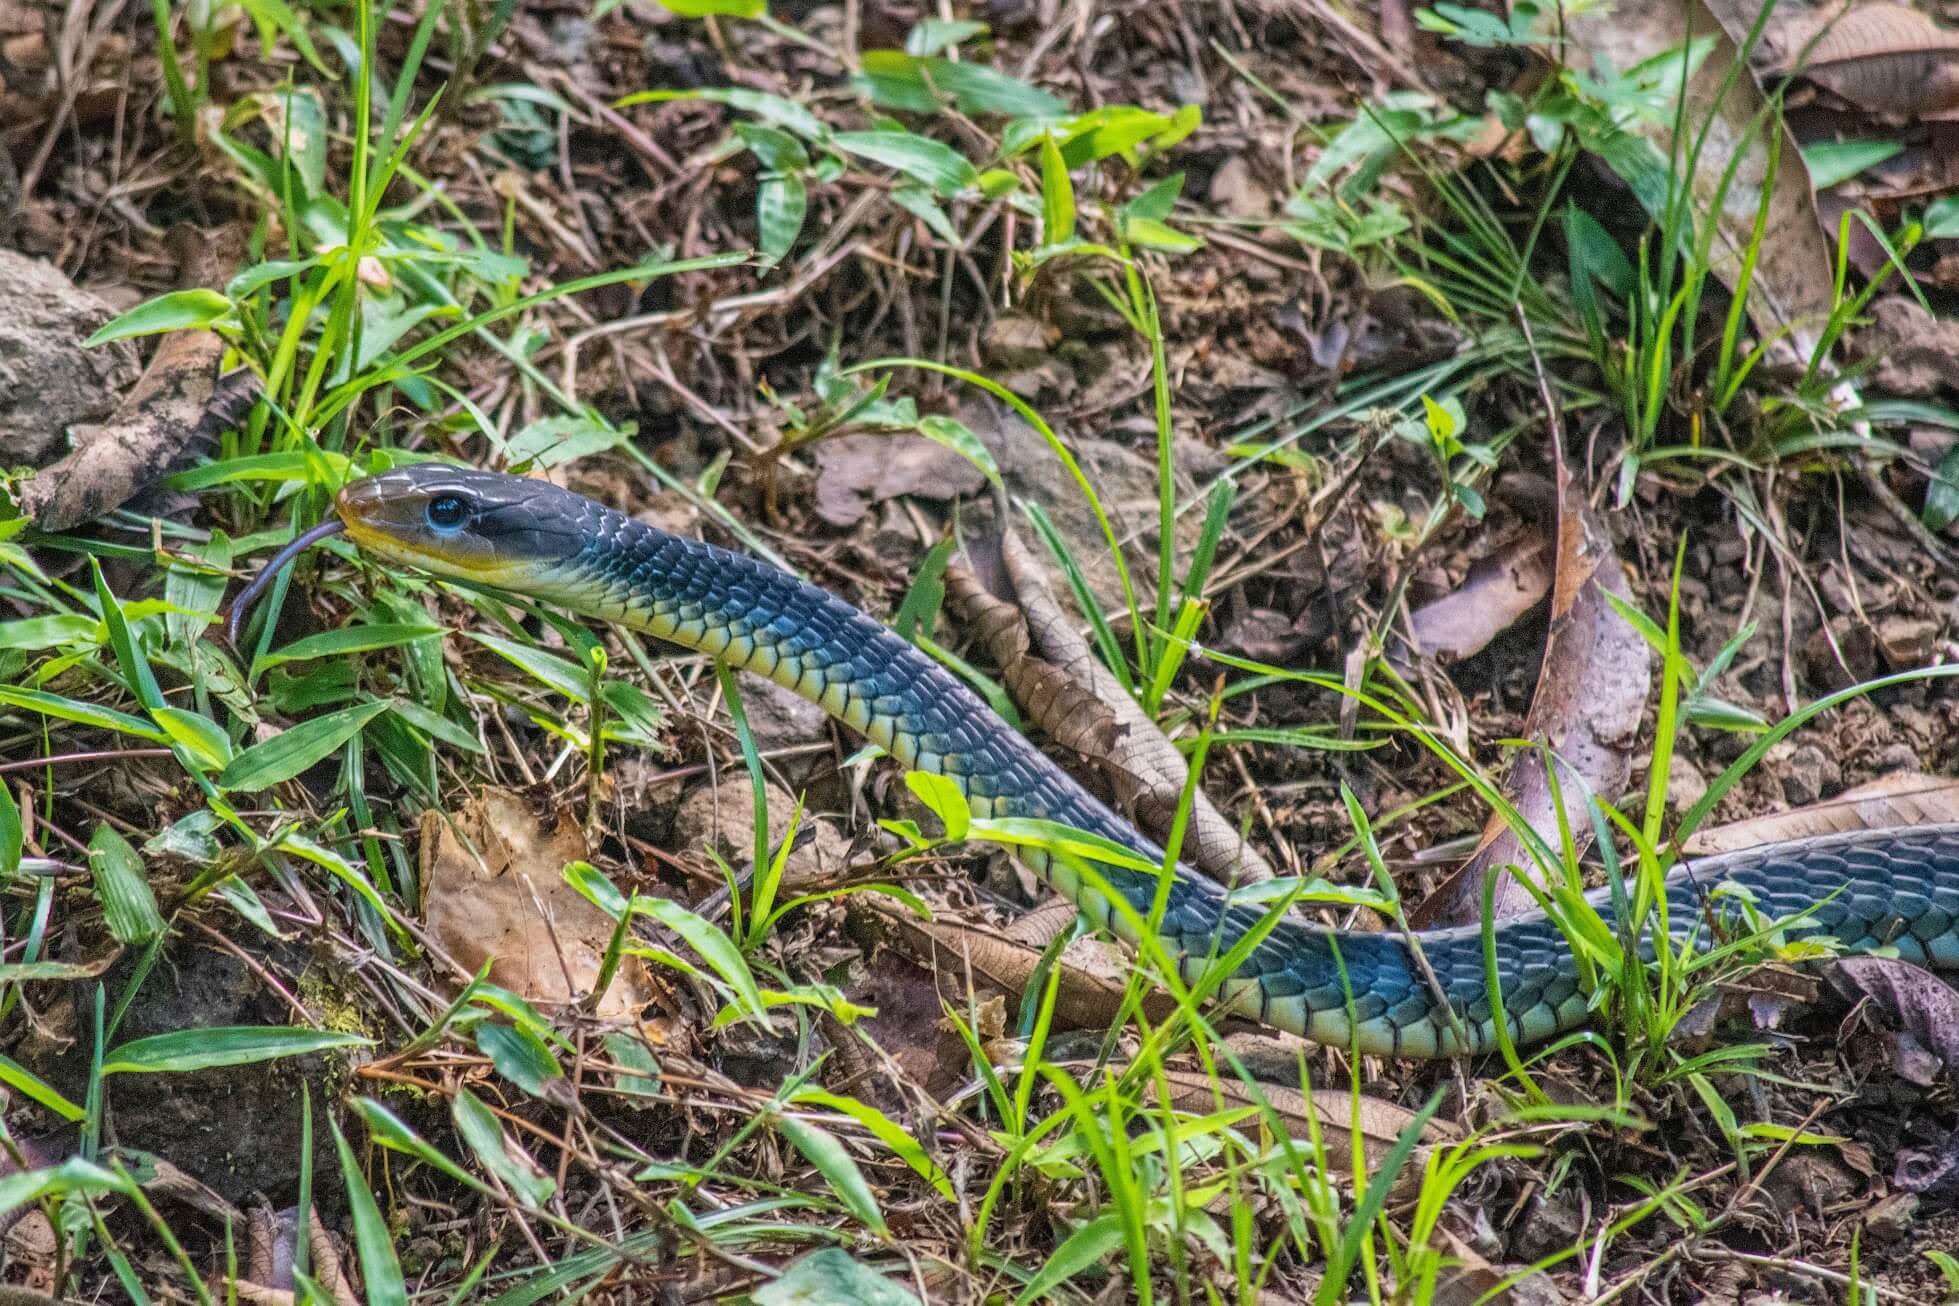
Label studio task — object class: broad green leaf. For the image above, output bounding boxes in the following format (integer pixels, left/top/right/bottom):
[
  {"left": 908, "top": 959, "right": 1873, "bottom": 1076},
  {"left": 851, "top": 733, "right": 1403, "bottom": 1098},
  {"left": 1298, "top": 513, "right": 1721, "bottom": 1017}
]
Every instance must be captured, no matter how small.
[
  {"left": 0, "top": 1052, "right": 85, "bottom": 1121},
  {"left": 218, "top": 701, "right": 388, "bottom": 791},
  {"left": 256, "top": 623, "right": 442, "bottom": 670},
  {"left": 734, "top": 122, "right": 810, "bottom": 171},
  {"left": 476, "top": 1021, "right": 563, "bottom": 1096},
  {"left": 276, "top": 832, "right": 404, "bottom": 933},
  {"left": 0, "top": 615, "right": 99, "bottom": 651},
  {"left": 226, "top": 257, "right": 320, "bottom": 298},
  {"left": 0, "top": 682, "right": 164, "bottom": 742},
  {"left": 774, "top": 1113, "right": 888, "bottom": 1235},
  {"left": 1015, "top": 1212, "right": 1124, "bottom": 1304},
  {"left": 757, "top": 172, "right": 808, "bottom": 266},
  {"left": 1800, "top": 138, "right": 1903, "bottom": 190},
  {"left": 386, "top": 698, "right": 486, "bottom": 753},
  {"left": 93, "top": 559, "right": 167, "bottom": 712},
  {"left": 102, "top": 1027, "right": 371, "bottom": 1074},
  {"left": 165, "top": 531, "right": 231, "bottom": 648},
  {"left": 1039, "top": 132, "right": 1075, "bottom": 246},
  {"left": 915, "top": 415, "right": 1001, "bottom": 487},
  {"left": 854, "top": 51, "right": 1064, "bottom": 118},
  {"left": 1121, "top": 216, "right": 1200, "bottom": 252},
  {"left": 604, "top": 1032, "right": 661, "bottom": 1098},
  {"left": 905, "top": 18, "right": 986, "bottom": 56},
  {"left": 755, "top": 1248, "right": 920, "bottom": 1306},
  {"left": 0, "top": 780, "right": 18, "bottom": 881},
  {"left": 88, "top": 825, "right": 164, "bottom": 946},
  {"left": 1124, "top": 172, "right": 1184, "bottom": 222},
  {"left": 888, "top": 185, "right": 962, "bottom": 246},
  {"left": 470, "top": 633, "right": 591, "bottom": 702},
  {"left": 85, "top": 289, "right": 233, "bottom": 345},
  {"left": 656, "top": 0, "right": 764, "bottom": 16},
  {"left": 332, "top": 1118, "right": 409, "bottom": 1306},
  {"left": 792, "top": 1087, "right": 954, "bottom": 1201},
  {"left": 351, "top": 1098, "right": 488, "bottom": 1194},
  {"left": 1926, "top": 444, "right": 1959, "bottom": 532},
  {"left": 505, "top": 415, "right": 631, "bottom": 468},
  {"left": 150, "top": 706, "right": 233, "bottom": 771},
  {"left": 904, "top": 771, "right": 970, "bottom": 841},
  {"left": 637, "top": 897, "right": 770, "bottom": 1024},
  {"left": 166, "top": 449, "right": 352, "bottom": 490},
  {"left": 832, "top": 131, "right": 978, "bottom": 196},
  {"left": 453, "top": 1090, "right": 555, "bottom": 1207},
  {"left": 0, "top": 1158, "right": 129, "bottom": 1211}
]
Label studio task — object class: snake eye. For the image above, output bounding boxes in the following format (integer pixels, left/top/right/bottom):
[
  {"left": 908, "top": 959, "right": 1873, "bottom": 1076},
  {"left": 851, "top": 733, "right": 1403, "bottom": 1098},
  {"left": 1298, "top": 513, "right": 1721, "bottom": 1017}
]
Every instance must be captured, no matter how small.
[{"left": 425, "top": 495, "right": 468, "bottom": 532}]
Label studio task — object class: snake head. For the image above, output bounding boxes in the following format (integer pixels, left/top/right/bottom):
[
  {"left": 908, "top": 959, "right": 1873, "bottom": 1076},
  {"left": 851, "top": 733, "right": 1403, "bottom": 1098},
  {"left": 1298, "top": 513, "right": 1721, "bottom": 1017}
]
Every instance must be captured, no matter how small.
[{"left": 336, "top": 465, "right": 590, "bottom": 583}]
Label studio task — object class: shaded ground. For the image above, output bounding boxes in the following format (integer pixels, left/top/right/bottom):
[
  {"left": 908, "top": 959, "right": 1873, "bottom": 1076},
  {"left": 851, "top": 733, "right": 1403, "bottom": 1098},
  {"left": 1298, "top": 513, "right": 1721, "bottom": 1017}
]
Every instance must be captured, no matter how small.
[{"left": 6, "top": 0, "right": 1959, "bottom": 1301}]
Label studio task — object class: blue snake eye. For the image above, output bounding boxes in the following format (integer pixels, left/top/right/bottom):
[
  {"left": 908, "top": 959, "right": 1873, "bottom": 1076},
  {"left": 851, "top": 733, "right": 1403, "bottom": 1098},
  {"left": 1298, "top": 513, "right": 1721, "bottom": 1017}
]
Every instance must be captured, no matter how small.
[{"left": 425, "top": 495, "right": 468, "bottom": 532}]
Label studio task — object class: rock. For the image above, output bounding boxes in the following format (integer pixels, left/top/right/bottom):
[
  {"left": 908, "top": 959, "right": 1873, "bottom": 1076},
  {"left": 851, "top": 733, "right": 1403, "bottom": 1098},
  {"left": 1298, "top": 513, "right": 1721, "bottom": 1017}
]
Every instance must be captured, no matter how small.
[
  {"left": 1875, "top": 615, "right": 1941, "bottom": 670},
  {"left": 736, "top": 673, "right": 833, "bottom": 791},
  {"left": 1857, "top": 295, "right": 1959, "bottom": 398},
  {"left": 672, "top": 777, "right": 851, "bottom": 886},
  {"left": 0, "top": 249, "right": 140, "bottom": 465},
  {"left": 1207, "top": 155, "right": 1270, "bottom": 219},
  {"left": 1781, "top": 743, "right": 1842, "bottom": 807},
  {"left": 1665, "top": 756, "right": 1708, "bottom": 815},
  {"left": 1862, "top": 1191, "right": 1919, "bottom": 1244},
  {"left": 1876, "top": 742, "right": 1922, "bottom": 774},
  {"left": 1509, "top": 1187, "right": 1585, "bottom": 1263}
]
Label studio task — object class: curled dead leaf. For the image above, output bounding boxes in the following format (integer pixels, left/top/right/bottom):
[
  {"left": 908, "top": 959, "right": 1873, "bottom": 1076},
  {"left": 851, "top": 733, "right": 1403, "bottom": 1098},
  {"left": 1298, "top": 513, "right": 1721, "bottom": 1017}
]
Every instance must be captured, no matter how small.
[
  {"left": 1829, "top": 955, "right": 1959, "bottom": 1083},
  {"left": 948, "top": 523, "right": 1277, "bottom": 886},
  {"left": 1407, "top": 531, "right": 1553, "bottom": 662},
  {"left": 1762, "top": 1, "right": 1959, "bottom": 118},
  {"left": 1684, "top": 772, "right": 1959, "bottom": 854},
  {"left": 1413, "top": 472, "right": 1648, "bottom": 927}
]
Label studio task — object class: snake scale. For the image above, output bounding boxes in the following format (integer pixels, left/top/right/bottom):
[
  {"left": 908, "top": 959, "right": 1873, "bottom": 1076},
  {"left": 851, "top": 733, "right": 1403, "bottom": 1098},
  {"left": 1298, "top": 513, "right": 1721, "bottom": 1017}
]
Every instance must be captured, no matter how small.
[{"left": 309, "top": 464, "right": 1959, "bottom": 1058}]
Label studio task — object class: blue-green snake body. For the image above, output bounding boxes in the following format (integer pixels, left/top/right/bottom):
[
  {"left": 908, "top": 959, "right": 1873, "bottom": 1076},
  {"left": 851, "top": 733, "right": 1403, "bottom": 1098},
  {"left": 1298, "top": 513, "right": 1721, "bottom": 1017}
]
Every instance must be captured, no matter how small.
[{"left": 330, "top": 466, "right": 1959, "bottom": 1057}]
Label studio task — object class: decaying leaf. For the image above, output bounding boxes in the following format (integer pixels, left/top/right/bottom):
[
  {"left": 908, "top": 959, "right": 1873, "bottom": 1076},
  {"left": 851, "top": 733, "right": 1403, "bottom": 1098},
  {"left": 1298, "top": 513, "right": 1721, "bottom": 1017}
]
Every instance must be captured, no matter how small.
[
  {"left": 19, "top": 225, "right": 256, "bottom": 531},
  {"left": 1684, "top": 772, "right": 1959, "bottom": 854},
  {"left": 1761, "top": 1, "right": 1959, "bottom": 119},
  {"left": 1429, "top": 1227, "right": 1572, "bottom": 1306},
  {"left": 811, "top": 432, "right": 988, "bottom": 528},
  {"left": 948, "top": 523, "right": 1277, "bottom": 886},
  {"left": 1413, "top": 464, "right": 1649, "bottom": 927},
  {"left": 1829, "top": 955, "right": 1959, "bottom": 1084},
  {"left": 421, "top": 787, "right": 652, "bottom": 1018},
  {"left": 856, "top": 892, "right": 1180, "bottom": 1033},
  {"left": 1407, "top": 531, "right": 1553, "bottom": 661}
]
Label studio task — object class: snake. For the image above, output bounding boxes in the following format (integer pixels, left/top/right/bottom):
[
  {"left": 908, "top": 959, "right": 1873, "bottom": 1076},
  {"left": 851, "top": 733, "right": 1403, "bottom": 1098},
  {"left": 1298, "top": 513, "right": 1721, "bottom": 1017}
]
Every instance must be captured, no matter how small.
[{"left": 263, "top": 463, "right": 1959, "bottom": 1058}]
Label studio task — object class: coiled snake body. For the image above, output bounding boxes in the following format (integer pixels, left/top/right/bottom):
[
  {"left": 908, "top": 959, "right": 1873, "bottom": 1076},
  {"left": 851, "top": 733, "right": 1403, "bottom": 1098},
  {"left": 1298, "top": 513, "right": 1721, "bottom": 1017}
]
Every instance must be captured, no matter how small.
[{"left": 328, "top": 465, "right": 1959, "bottom": 1057}]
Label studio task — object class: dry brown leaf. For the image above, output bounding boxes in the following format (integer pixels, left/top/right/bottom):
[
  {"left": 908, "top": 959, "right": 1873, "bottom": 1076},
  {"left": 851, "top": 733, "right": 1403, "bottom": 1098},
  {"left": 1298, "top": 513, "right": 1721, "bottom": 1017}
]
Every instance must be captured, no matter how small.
[
  {"left": 857, "top": 892, "right": 1179, "bottom": 1032},
  {"left": 948, "top": 523, "right": 1277, "bottom": 886},
  {"left": 809, "top": 431, "right": 988, "bottom": 528},
  {"left": 421, "top": 787, "right": 652, "bottom": 1018},
  {"left": 1413, "top": 468, "right": 1648, "bottom": 927},
  {"left": 1830, "top": 955, "right": 1959, "bottom": 1084},
  {"left": 1684, "top": 772, "right": 1959, "bottom": 854},
  {"left": 1430, "top": 1228, "right": 1572, "bottom": 1306},
  {"left": 1572, "top": 0, "right": 1836, "bottom": 361},
  {"left": 19, "top": 225, "right": 255, "bottom": 531},
  {"left": 1762, "top": 1, "right": 1959, "bottom": 118},
  {"left": 1408, "top": 531, "right": 1554, "bottom": 661}
]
